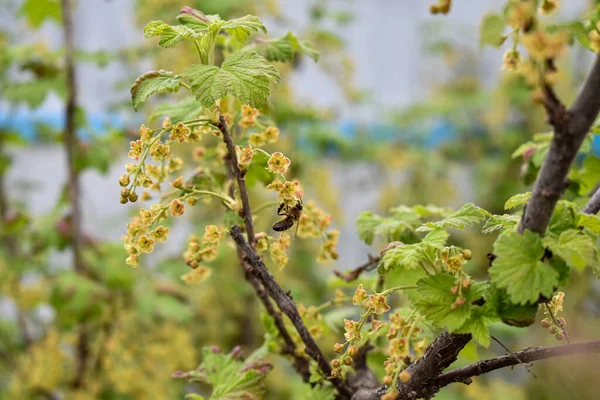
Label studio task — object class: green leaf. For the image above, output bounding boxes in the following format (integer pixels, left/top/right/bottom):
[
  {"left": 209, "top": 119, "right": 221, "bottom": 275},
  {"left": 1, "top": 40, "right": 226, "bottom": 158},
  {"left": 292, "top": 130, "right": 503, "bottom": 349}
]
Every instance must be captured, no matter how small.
[
  {"left": 143, "top": 20, "right": 197, "bottom": 47},
  {"left": 177, "top": 14, "right": 209, "bottom": 33},
  {"left": 223, "top": 15, "right": 267, "bottom": 44},
  {"left": 489, "top": 230, "right": 559, "bottom": 304},
  {"left": 578, "top": 212, "right": 600, "bottom": 235},
  {"left": 192, "top": 347, "right": 271, "bottom": 399},
  {"left": 257, "top": 32, "right": 320, "bottom": 62},
  {"left": 479, "top": 13, "right": 506, "bottom": 47},
  {"left": 308, "top": 385, "right": 335, "bottom": 400},
  {"left": 356, "top": 212, "right": 383, "bottom": 245},
  {"left": 411, "top": 204, "right": 453, "bottom": 218},
  {"left": 19, "top": 0, "right": 61, "bottom": 28},
  {"left": 417, "top": 203, "right": 490, "bottom": 232},
  {"left": 544, "top": 229, "right": 599, "bottom": 272},
  {"left": 413, "top": 273, "right": 473, "bottom": 331},
  {"left": 482, "top": 214, "right": 520, "bottom": 234},
  {"left": 504, "top": 192, "right": 531, "bottom": 210},
  {"left": 149, "top": 97, "right": 204, "bottom": 122},
  {"left": 379, "top": 243, "right": 426, "bottom": 274},
  {"left": 130, "top": 70, "right": 182, "bottom": 111},
  {"left": 183, "top": 51, "right": 280, "bottom": 108},
  {"left": 455, "top": 303, "right": 499, "bottom": 348},
  {"left": 572, "top": 156, "right": 600, "bottom": 195},
  {"left": 422, "top": 229, "right": 449, "bottom": 247},
  {"left": 546, "top": 200, "right": 577, "bottom": 236}
]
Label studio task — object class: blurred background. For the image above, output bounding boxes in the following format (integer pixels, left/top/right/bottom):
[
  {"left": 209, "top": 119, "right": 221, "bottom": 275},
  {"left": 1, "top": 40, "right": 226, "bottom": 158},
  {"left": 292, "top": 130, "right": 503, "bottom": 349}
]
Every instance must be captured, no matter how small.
[{"left": 1, "top": 0, "right": 600, "bottom": 399}]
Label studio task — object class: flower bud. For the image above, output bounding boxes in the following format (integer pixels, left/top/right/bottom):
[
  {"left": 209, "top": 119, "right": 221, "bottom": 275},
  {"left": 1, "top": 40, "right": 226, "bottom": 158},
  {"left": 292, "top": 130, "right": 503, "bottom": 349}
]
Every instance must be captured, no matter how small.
[
  {"left": 462, "top": 249, "right": 472, "bottom": 260},
  {"left": 348, "top": 345, "right": 358, "bottom": 358},
  {"left": 331, "top": 359, "right": 340, "bottom": 368},
  {"left": 119, "top": 174, "right": 130, "bottom": 187},
  {"left": 128, "top": 192, "right": 139, "bottom": 202},
  {"left": 343, "top": 357, "right": 353, "bottom": 366},
  {"left": 120, "top": 196, "right": 128, "bottom": 204},
  {"left": 399, "top": 370, "right": 411, "bottom": 383},
  {"left": 333, "top": 343, "right": 344, "bottom": 353}
]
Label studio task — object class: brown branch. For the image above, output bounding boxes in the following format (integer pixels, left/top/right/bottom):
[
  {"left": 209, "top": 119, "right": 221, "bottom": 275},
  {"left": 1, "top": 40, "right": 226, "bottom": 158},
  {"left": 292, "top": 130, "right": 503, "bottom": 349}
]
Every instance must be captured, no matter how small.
[
  {"left": 217, "top": 115, "right": 255, "bottom": 245},
  {"left": 333, "top": 255, "right": 380, "bottom": 282},
  {"left": 520, "top": 54, "right": 600, "bottom": 234},
  {"left": 218, "top": 117, "right": 312, "bottom": 384},
  {"left": 583, "top": 184, "right": 600, "bottom": 214},
  {"left": 432, "top": 339, "right": 600, "bottom": 389},
  {"left": 245, "top": 267, "right": 311, "bottom": 381},
  {"left": 61, "top": 0, "right": 88, "bottom": 389},
  {"left": 231, "top": 225, "right": 353, "bottom": 399},
  {"left": 395, "top": 330, "right": 472, "bottom": 399}
]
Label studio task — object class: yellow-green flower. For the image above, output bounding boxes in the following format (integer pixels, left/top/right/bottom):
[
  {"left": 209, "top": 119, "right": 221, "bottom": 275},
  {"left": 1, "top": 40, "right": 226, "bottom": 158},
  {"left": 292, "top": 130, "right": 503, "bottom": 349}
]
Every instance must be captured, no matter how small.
[
  {"left": 128, "top": 140, "right": 143, "bottom": 160},
  {"left": 263, "top": 127, "right": 279, "bottom": 143},
  {"left": 170, "top": 199, "right": 186, "bottom": 216},
  {"left": 353, "top": 284, "right": 367, "bottom": 305},
  {"left": 239, "top": 117, "right": 255, "bottom": 129},
  {"left": 151, "top": 226, "right": 169, "bottom": 242},
  {"left": 242, "top": 104, "right": 259, "bottom": 119},
  {"left": 126, "top": 254, "right": 139, "bottom": 268},
  {"left": 267, "top": 152, "right": 291, "bottom": 175},
  {"left": 237, "top": 145, "right": 254, "bottom": 171},
  {"left": 150, "top": 143, "right": 170, "bottom": 162},
  {"left": 137, "top": 235, "right": 155, "bottom": 254},
  {"left": 139, "top": 124, "right": 152, "bottom": 142},
  {"left": 249, "top": 133, "right": 266, "bottom": 147},
  {"left": 169, "top": 122, "right": 190, "bottom": 143},
  {"left": 368, "top": 294, "right": 390, "bottom": 314}
]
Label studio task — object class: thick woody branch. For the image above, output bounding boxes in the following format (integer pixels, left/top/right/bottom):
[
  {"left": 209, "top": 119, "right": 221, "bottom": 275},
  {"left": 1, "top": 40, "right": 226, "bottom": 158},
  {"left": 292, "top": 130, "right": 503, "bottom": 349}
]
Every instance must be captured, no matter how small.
[
  {"left": 395, "top": 330, "right": 472, "bottom": 399},
  {"left": 231, "top": 225, "right": 353, "bottom": 399},
  {"left": 433, "top": 339, "right": 600, "bottom": 389},
  {"left": 521, "top": 54, "right": 600, "bottom": 234}
]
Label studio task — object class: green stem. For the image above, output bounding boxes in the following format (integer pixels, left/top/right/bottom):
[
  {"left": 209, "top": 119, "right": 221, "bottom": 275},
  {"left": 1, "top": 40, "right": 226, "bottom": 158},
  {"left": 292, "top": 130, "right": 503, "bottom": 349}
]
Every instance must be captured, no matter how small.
[{"left": 379, "top": 285, "right": 419, "bottom": 297}]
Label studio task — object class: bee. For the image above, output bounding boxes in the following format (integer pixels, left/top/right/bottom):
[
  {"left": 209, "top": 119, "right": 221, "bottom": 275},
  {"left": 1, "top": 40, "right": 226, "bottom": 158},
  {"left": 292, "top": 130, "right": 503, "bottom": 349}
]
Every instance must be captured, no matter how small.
[{"left": 272, "top": 199, "right": 303, "bottom": 233}]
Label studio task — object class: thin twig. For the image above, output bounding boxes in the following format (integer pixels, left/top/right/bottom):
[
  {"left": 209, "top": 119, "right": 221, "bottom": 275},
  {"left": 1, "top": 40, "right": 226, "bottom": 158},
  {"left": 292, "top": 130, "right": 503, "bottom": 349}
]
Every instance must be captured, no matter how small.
[
  {"left": 433, "top": 339, "right": 600, "bottom": 389},
  {"left": 231, "top": 225, "right": 353, "bottom": 399},
  {"left": 491, "top": 335, "right": 536, "bottom": 378},
  {"left": 333, "top": 255, "right": 380, "bottom": 282}
]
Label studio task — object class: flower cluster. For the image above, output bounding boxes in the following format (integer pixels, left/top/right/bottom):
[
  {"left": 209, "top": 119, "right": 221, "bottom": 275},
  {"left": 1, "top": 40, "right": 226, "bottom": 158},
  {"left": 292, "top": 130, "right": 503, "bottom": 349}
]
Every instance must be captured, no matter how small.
[
  {"left": 267, "top": 179, "right": 302, "bottom": 208},
  {"left": 541, "top": 291, "right": 567, "bottom": 341},
  {"left": 249, "top": 127, "right": 280, "bottom": 147},
  {"left": 119, "top": 120, "right": 206, "bottom": 204},
  {"left": 381, "top": 312, "right": 427, "bottom": 400},
  {"left": 183, "top": 225, "right": 223, "bottom": 269},
  {"left": 123, "top": 205, "right": 170, "bottom": 268},
  {"left": 270, "top": 232, "right": 291, "bottom": 270}
]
